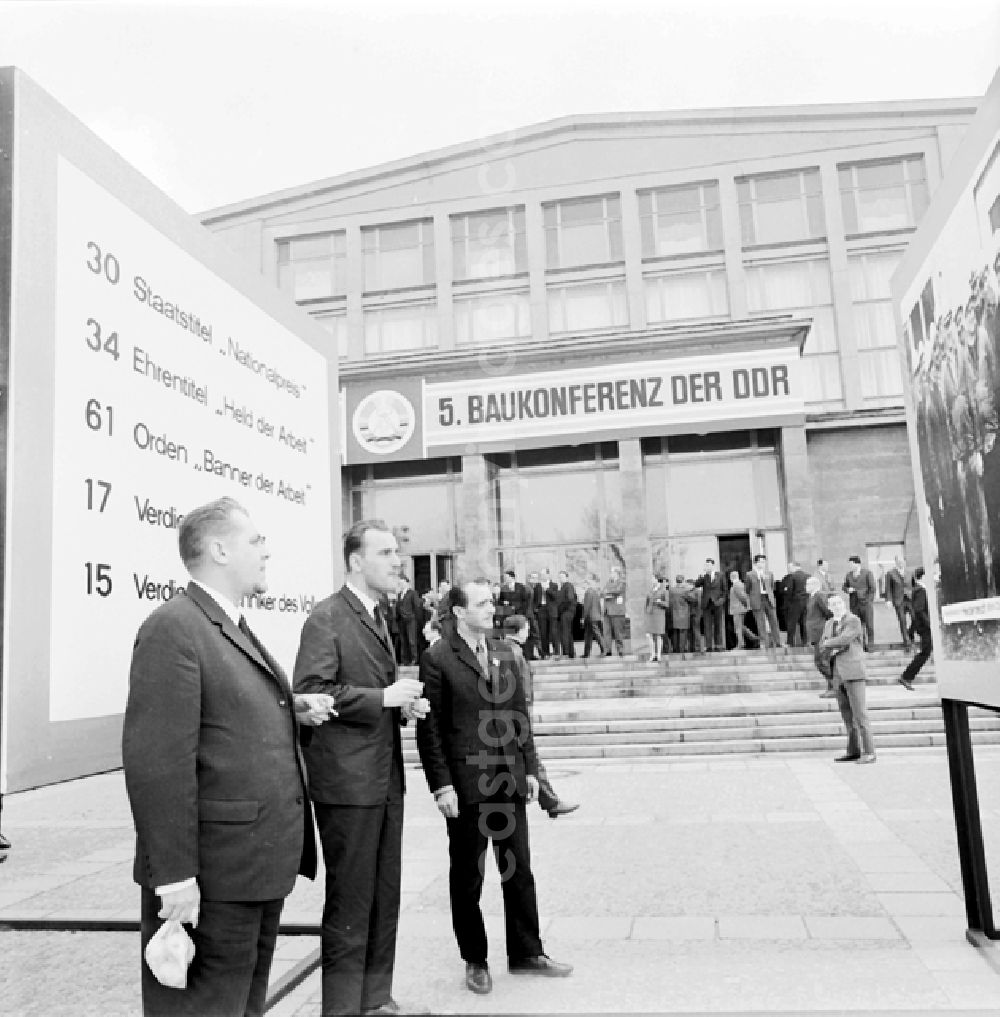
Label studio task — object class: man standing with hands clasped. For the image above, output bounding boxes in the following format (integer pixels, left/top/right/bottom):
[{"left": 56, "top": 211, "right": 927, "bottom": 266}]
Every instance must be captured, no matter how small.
[
  {"left": 416, "top": 578, "right": 572, "bottom": 997},
  {"left": 293, "top": 520, "right": 429, "bottom": 1016},
  {"left": 123, "top": 497, "right": 335, "bottom": 1017}
]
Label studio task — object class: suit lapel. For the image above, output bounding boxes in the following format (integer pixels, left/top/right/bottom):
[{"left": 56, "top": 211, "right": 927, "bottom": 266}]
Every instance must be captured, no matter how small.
[
  {"left": 340, "top": 586, "right": 395, "bottom": 660},
  {"left": 449, "top": 630, "right": 486, "bottom": 681}
]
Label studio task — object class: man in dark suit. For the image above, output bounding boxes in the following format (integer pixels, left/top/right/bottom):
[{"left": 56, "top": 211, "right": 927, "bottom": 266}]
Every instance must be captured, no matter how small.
[
  {"left": 293, "top": 520, "right": 427, "bottom": 1016},
  {"left": 123, "top": 497, "right": 332, "bottom": 1017},
  {"left": 498, "top": 569, "right": 537, "bottom": 659},
  {"left": 820, "top": 593, "right": 876, "bottom": 764},
  {"left": 843, "top": 555, "right": 877, "bottom": 650},
  {"left": 602, "top": 567, "right": 629, "bottom": 656},
  {"left": 884, "top": 557, "right": 912, "bottom": 651},
  {"left": 695, "top": 558, "right": 727, "bottom": 651},
  {"left": 416, "top": 579, "right": 572, "bottom": 996},
  {"left": 899, "top": 567, "right": 933, "bottom": 690},
  {"left": 395, "top": 574, "right": 422, "bottom": 665},
  {"left": 581, "top": 575, "right": 608, "bottom": 657},
  {"left": 556, "top": 570, "right": 577, "bottom": 658},
  {"left": 745, "top": 554, "right": 781, "bottom": 648},
  {"left": 805, "top": 575, "right": 834, "bottom": 697},
  {"left": 535, "top": 568, "right": 559, "bottom": 658},
  {"left": 780, "top": 560, "right": 809, "bottom": 647}
]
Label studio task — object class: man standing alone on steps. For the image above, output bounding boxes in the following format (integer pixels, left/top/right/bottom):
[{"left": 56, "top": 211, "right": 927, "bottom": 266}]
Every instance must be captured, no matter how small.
[{"left": 843, "top": 555, "right": 876, "bottom": 651}]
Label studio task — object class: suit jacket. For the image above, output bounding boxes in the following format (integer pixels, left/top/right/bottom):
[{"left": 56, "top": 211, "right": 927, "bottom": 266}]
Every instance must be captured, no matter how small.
[
  {"left": 781, "top": 568, "right": 809, "bottom": 605},
  {"left": 668, "top": 583, "right": 693, "bottom": 628},
  {"left": 820, "top": 613, "right": 866, "bottom": 682},
  {"left": 843, "top": 568, "right": 876, "bottom": 606},
  {"left": 805, "top": 590, "right": 833, "bottom": 644},
  {"left": 696, "top": 570, "right": 727, "bottom": 608},
  {"left": 499, "top": 581, "right": 532, "bottom": 619},
  {"left": 416, "top": 630, "right": 538, "bottom": 806},
  {"left": 396, "top": 587, "right": 422, "bottom": 621},
  {"left": 582, "top": 587, "right": 603, "bottom": 622},
  {"left": 911, "top": 584, "right": 932, "bottom": 639},
  {"left": 122, "top": 584, "right": 315, "bottom": 900},
  {"left": 538, "top": 581, "right": 559, "bottom": 619},
  {"left": 557, "top": 580, "right": 577, "bottom": 615},
  {"left": 745, "top": 569, "right": 775, "bottom": 611},
  {"left": 603, "top": 577, "right": 627, "bottom": 617},
  {"left": 885, "top": 568, "right": 907, "bottom": 607},
  {"left": 292, "top": 585, "right": 406, "bottom": 806}
]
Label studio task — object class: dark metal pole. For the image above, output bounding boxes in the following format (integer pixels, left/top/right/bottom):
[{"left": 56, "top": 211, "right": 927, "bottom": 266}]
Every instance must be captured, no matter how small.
[{"left": 942, "top": 697, "right": 997, "bottom": 938}]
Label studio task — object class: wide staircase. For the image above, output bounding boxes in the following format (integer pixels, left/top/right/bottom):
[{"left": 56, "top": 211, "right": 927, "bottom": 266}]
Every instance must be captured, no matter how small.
[{"left": 400, "top": 647, "right": 1000, "bottom": 762}]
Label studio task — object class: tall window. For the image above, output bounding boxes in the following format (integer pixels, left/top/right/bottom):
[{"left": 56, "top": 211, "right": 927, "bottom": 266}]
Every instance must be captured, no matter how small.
[
  {"left": 451, "top": 207, "right": 526, "bottom": 280},
  {"left": 454, "top": 290, "right": 531, "bottom": 344},
  {"left": 277, "top": 233, "right": 347, "bottom": 300},
  {"left": 363, "top": 220, "right": 435, "bottom": 292},
  {"left": 745, "top": 258, "right": 842, "bottom": 406},
  {"left": 363, "top": 302, "right": 437, "bottom": 355},
  {"left": 839, "top": 157, "right": 928, "bottom": 234},
  {"left": 548, "top": 280, "right": 628, "bottom": 334},
  {"left": 738, "top": 169, "right": 825, "bottom": 246},
  {"left": 849, "top": 251, "right": 905, "bottom": 401},
  {"left": 544, "top": 194, "right": 623, "bottom": 269},
  {"left": 645, "top": 268, "right": 728, "bottom": 323},
  {"left": 639, "top": 182, "right": 722, "bottom": 257}
]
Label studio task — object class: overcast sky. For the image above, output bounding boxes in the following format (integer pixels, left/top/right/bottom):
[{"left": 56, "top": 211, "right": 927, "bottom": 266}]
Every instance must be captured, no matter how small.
[{"left": 1, "top": 0, "right": 999, "bottom": 214}]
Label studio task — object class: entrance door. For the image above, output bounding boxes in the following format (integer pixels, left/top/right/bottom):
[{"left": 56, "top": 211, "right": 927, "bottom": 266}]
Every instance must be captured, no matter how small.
[{"left": 718, "top": 534, "right": 753, "bottom": 649}]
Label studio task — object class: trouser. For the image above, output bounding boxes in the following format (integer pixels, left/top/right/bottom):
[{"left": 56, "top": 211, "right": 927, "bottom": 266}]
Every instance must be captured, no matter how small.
[
  {"left": 314, "top": 801, "right": 403, "bottom": 1015},
  {"left": 672, "top": 627, "right": 689, "bottom": 653},
  {"left": 583, "top": 618, "right": 607, "bottom": 657},
  {"left": 525, "top": 616, "right": 541, "bottom": 660},
  {"left": 558, "top": 611, "right": 576, "bottom": 657},
  {"left": 607, "top": 615, "right": 628, "bottom": 655},
  {"left": 732, "top": 612, "right": 757, "bottom": 648},
  {"left": 834, "top": 677, "right": 874, "bottom": 756},
  {"left": 813, "top": 640, "right": 833, "bottom": 690},
  {"left": 902, "top": 632, "right": 933, "bottom": 683},
  {"left": 856, "top": 601, "right": 874, "bottom": 649},
  {"left": 140, "top": 889, "right": 283, "bottom": 1017},
  {"left": 689, "top": 613, "right": 704, "bottom": 652},
  {"left": 398, "top": 617, "right": 418, "bottom": 665},
  {"left": 536, "top": 759, "right": 559, "bottom": 812},
  {"left": 702, "top": 603, "right": 725, "bottom": 650},
  {"left": 753, "top": 601, "right": 781, "bottom": 648},
  {"left": 893, "top": 602, "right": 912, "bottom": 649},
  {"left": 539, "top": 613, "right": 556, "bottom": 657},
  {"left": 445, "top": 792, "right": 544, "bottom": 965},
  {"left": 784, "top": 600, "right": 807, "bottom": 646}
]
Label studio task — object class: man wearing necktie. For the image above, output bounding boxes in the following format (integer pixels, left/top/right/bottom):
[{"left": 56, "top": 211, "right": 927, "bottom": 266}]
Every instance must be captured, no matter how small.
[
  {"left": 293, "top": 520, "right": 428, "bottom": 1016},
  {"left": 416, "top": 578, "right": 572, "bottom": 998},
  {"left": 123, "top": 497, "right": 334, "bottom": 1017},
  {"left": 745, "top": 554, "right": 781, "bottom": 649}
]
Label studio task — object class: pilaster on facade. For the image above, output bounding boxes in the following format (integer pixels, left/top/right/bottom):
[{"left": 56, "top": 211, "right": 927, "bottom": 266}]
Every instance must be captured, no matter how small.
[
  {"left": 524, "top": 201, "right": 550, "bottom": 345},
  {"left": 819, "top": 160, "right": 862, "bottom": 412},
  {"left": 618, "top": 439, "right": 652, "bottom": 648},
  {"left": 780, "top": 424, "right": 817, "bottom": 566},
  {"left": 433, "top": 211, "right": 455, "bottom": 351},
  {"left": 717, "top": 172, "right": 749, "bottom": 319},
  {"left": 619, "top": 187, "right": 647, "bottom": 333},
  {"left": 344, "top": 223, "right": 365, "bottom": 361},
  {"left": 458, "top": 454, "right": 495, "bottom": 580}
]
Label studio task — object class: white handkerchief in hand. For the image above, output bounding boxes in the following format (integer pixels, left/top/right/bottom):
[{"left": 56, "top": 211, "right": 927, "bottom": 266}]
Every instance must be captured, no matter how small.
[{"left": 144, "top": 919, "right": 196, "bottom": 989}]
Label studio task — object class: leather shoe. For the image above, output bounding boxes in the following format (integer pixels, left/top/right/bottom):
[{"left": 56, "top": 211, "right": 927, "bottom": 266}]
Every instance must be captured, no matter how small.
[
  {"left": 465, "top": 962, "right": 492, "bottom": 994},
  {"left": 0, "top": 833, "right": 10, "bottom": 850},
  {"left": 363, "top": 1002, "right": 429, "bottom": 1016},
  {"left": 857, "top": 753, "right": 877, "bottom": 764},
  {"left": 897, "top": 678, "right": 915, "bottom": 691},
  {"left": 834, "top": 754, "right": 860, "bottom": 762},
  {"left": 509, "top": 954, "right": 573, "bottom": 977},
  {"left": 547, "top": 800, "right": 580, "bottom": 819}
]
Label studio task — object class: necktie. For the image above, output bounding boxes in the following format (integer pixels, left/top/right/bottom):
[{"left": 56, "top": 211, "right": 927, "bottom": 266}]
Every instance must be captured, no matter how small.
[
  {"left": 373, "top": 604, "right": 391, "bottom": 647},
  {"left": 238, "top": 615, "right": 265, "bottom": 659},
  {"left": 475, "top": 642, "right": 490, "bottom": 680}
]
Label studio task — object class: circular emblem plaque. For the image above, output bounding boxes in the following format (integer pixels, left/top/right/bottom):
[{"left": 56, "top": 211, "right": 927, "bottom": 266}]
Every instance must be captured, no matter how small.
[{"left": 352, "top": 389, "right": 416, "bottom": 455}]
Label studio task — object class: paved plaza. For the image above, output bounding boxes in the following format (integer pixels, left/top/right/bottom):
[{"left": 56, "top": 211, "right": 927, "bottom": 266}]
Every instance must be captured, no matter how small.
[{"left": 3, "top": 744, "right": 1000, "bottom": 1015}]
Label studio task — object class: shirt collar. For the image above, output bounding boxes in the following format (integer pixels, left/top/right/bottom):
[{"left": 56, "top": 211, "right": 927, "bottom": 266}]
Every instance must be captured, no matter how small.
[
  {"left": 346, "top": 579, "right": 379, "bottom": 618},
  {"left": 190, "top": 579, "right": 242, "bottom": 625}
]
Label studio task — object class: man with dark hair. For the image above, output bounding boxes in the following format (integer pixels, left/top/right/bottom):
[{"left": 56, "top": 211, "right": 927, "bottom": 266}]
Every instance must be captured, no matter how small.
[
  {"left": 884, "top": 556, "right": 912, "bottom": 651},
  {"left": 746, "top": 554, "right": 780, "bottom": 649},
  {"left": 695, "top": 558, "right": 727, "bottom": 652},
  {"left": 581, "top": 574, "right": 608, "bottom": 658},
  {"left": 843, "top": 555, "right": 877, "bottom": 651},
  {"left": 556, "top": 570, "right": 577, "bottom": 658},
  {"left": 536, "top": 568, "right": 559, "bottom": 658},
  {"left": 395, "top": 574, "right": 422, "bottom": 666},
  {"left": 293, "top": 519, "right": 427, "bottom": 1016},
  {"left": 124, "top": 497, "right": 333, "bottom": 1017},
  {"left": 899, "top": 567, "right": 933, "bottom": 690},
  {"left": 498, "top": 569, "right": 536, "bottom": 659},
  {"left": 502, "top": 615, "right": 579, "bottom": 818},
  {"left": 416, "top": 580, "right": 572, "bottom": 997},
  {"left": 602, "top": 566, "right": 629, "bottom": 656},
  {"left": 781, "top": 560, "right": 809, "bottom": 647}
]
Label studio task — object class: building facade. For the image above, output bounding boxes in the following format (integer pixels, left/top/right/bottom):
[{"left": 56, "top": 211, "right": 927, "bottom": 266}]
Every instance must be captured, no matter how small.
[{"left": 203, "top": 99, "right": 978, "bottom": 640}]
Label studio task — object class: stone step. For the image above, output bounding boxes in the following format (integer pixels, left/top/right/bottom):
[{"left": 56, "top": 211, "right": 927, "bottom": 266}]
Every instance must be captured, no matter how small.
[{"left": 532, "top": 676, "right": 933, "bottom": 699}]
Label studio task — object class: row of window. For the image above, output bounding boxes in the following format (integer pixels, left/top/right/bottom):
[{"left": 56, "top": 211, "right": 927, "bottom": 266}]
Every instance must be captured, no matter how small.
[
  {"left": 315, "top": 249, "right": 905, "bottom": 406},
  {"left": 278, "top": 156, "right": 927, "bottom": 301}
]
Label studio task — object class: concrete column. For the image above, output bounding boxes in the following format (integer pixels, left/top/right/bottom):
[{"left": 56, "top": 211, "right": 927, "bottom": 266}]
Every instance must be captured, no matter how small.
[
  {"left": 718, "top": 172, "right": 748, "bottom": 319},
  {"left": 344, "top": 224, "right": 365, "bottom": 359},
  {"left": 524, "top": 201, "right": 550, "bottom": 343},
  {"left": 457, "top": 454, "right": 496, "bottom": 579},
  {"left": 620, "top": 187, "right": 647, "bottom": 330},
  {"left": 618, "top": 438, "right": 652, "bottom": 652},
  {"left": 781, "top": 425, "right": 817, "bottom": 566}
]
